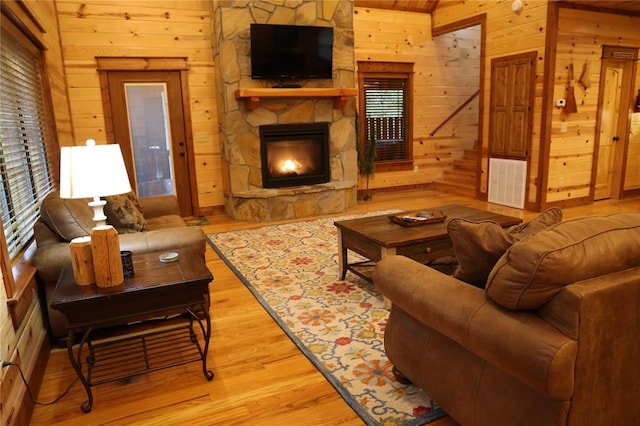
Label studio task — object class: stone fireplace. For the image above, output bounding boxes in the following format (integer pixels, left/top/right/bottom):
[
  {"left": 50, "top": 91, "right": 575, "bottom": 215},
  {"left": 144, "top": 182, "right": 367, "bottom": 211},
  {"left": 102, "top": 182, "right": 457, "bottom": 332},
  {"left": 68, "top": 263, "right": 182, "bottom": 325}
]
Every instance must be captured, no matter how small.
[
  {"left": 260, "top": 123, "right": 330, "bottom": 188},
  {"left": 211, "top": 1, "right": 357, "bottom": 222}
]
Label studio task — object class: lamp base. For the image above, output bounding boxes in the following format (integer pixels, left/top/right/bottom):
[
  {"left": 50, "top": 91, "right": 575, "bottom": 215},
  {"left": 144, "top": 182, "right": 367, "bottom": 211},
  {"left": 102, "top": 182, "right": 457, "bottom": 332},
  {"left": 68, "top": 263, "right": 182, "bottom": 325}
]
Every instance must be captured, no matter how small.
[
  {"left": 91, "top": 225, "right": 124, "bottom": 287},
  {"left": 70, "top": 236, "right": 95, "bottom": 285}
]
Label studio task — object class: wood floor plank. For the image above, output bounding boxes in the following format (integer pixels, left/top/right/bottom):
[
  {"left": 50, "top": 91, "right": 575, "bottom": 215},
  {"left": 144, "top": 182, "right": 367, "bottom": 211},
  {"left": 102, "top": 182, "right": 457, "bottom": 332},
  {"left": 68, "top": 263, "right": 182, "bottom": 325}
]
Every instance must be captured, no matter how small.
[{"left": 31, "top": 189, "right": 639, "bottom": 425}]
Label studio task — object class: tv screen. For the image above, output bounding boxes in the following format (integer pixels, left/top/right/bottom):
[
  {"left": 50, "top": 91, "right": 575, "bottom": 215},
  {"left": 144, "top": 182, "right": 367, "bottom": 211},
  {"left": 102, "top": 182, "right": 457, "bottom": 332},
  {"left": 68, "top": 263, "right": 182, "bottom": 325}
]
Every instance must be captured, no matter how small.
[{"left": 250, "top": 23, "right": 333, "bottom": 83}]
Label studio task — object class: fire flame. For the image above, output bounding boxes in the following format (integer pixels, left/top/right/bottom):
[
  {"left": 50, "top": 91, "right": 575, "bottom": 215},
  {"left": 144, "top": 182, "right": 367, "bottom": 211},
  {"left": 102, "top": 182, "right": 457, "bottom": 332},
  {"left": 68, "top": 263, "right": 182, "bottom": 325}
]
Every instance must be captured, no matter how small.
[{"left": 280, "top": 159, "right": 302, "bottom": 174}]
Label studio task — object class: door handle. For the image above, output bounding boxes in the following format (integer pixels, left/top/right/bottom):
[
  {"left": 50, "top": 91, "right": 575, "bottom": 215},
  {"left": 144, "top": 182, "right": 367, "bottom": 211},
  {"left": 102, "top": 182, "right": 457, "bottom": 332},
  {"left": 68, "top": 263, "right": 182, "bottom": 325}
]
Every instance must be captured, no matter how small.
[
  {"left": 179, "top": 151, "right": 186, "bottom": 157},
  {"left": 613, "top": 136, "right": 619, "bottom": 142}
]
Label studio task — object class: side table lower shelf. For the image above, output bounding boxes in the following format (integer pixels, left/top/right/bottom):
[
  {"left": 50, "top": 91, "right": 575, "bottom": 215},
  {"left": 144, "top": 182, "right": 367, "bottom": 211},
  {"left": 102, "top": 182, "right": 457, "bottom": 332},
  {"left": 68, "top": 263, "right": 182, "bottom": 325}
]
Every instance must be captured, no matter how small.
[
  {"left": 70, "top": 308, "right": 214, "bottom": 413},
  {"left": 87, "top": 323, "right": 207, "bottom": 385}
]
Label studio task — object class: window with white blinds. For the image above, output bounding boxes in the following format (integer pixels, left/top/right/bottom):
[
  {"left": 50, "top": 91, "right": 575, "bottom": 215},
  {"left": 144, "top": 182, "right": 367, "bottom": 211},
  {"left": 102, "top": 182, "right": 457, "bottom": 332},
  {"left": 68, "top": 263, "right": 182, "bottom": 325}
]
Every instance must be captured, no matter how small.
[
  {"left": 363, "top": 78, "right": 409, "bottom": 161},
  {"left": 1, "top": 25, "right": 53, "bottom": 259},
  {"left": 357, "top": 61, "right": 413, "bottom": 171}
]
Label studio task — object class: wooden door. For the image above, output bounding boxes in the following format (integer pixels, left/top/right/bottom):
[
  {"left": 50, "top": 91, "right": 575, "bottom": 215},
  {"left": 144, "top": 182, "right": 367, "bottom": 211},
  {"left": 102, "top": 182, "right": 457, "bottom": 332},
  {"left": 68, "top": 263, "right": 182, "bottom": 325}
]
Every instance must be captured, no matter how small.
[
  {"left": 106, "top": 71, "right": 193, "bottom": 216},
  {"left": 594, "top": 46, "right": 635, "bottom": 200},
  {"left": 489, "top": 53, "right": 536, "bottom": 159}
]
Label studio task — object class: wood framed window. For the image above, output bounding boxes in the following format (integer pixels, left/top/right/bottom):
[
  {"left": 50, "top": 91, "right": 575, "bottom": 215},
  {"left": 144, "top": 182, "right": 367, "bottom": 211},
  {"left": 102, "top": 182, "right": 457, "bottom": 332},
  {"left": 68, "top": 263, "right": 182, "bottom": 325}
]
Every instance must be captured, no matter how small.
[
  {"left": 1, "top": 15, "right": 55, "bottom": 307},
  {"left": 358, "top": 61, "right": 414, "bottom": 172}
]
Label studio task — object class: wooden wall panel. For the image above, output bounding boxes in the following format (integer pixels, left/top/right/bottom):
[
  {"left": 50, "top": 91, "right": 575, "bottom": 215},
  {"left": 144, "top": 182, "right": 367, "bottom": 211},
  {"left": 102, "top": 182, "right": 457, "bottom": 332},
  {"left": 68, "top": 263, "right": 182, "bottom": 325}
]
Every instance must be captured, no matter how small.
[
  {"left": 354, "top": 7, "right": 480, "bottom": 190},
  {"left": 55, "top": 0, "right": 223, "bottom": 208},
  {"left": 548, "top": 7, "right": 640, "bottom": 203},
  {"left": 435, "top": 2, "right": 640, "bottom": 207},
  {"left": 433, "top": 1, "right": 547, "bottom": 204},
  {"left": 14, "top": 0, "right": 75, "bottom": 150}
]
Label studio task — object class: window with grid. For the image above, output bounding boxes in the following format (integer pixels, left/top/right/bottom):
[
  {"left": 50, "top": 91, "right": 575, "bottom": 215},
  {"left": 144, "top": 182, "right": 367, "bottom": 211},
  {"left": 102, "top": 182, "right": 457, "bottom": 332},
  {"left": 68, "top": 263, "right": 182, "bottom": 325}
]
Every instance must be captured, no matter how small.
[
  {"left": 1, "top": 23, "right": 53, "bottom": 260},
  {"left": 358, "top": 62, "right": 413, "bottom": 171}
]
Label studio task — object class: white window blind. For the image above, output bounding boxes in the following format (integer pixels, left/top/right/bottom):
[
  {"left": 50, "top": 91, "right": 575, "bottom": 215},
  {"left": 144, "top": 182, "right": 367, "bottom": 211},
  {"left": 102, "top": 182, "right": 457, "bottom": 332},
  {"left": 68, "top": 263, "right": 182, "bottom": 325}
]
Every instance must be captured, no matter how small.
[
  {"left": 363, "top": 78, "right": 409, "bottom": 161},
  {"left": 1, "top": 26, "right": 53, "bottom": 259}
]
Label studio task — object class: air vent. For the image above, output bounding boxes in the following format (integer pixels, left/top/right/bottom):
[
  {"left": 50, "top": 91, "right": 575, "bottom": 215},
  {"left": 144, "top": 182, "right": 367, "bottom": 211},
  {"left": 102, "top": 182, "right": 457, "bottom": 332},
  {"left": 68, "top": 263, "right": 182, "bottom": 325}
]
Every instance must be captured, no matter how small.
[{"left": 488, "top": 158, "right": 526, "bottom": 209}]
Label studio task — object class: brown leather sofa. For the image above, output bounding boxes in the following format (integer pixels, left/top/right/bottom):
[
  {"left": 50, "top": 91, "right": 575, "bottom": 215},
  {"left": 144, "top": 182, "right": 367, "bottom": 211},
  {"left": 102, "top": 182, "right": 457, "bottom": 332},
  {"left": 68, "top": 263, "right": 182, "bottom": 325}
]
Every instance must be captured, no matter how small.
[
  {"left": 32, "top": 191, "right": 207, "bottom": 343},
  {"left": 373, "top": 213, "right": 640, "bottom": 425}
]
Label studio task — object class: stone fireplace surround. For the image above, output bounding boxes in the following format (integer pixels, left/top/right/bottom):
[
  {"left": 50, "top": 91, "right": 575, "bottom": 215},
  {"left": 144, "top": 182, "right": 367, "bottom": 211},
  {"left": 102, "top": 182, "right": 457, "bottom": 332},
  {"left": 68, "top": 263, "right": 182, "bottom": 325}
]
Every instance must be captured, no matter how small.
[{"left": 212, "top": 1, "right": 357, "bottom": 222}]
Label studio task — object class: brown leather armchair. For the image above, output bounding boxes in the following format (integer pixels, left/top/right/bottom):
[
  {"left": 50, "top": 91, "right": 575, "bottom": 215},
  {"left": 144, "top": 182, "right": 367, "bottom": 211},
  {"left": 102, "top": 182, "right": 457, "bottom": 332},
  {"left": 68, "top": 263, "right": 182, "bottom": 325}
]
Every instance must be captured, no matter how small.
[
  {"left": 374, "top": 213, "right": 640, "bottom": 425},
  {"left": 32, "top": 191, "right": 207, "bottom": 343}
]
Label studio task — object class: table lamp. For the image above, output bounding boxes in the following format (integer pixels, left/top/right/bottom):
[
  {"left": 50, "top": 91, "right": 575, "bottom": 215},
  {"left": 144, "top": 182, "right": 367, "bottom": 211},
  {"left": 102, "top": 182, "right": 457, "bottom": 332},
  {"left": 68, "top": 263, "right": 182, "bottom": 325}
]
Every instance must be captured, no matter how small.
[{"left": 59, "top": 139, "right": 132, "bottom": 287}]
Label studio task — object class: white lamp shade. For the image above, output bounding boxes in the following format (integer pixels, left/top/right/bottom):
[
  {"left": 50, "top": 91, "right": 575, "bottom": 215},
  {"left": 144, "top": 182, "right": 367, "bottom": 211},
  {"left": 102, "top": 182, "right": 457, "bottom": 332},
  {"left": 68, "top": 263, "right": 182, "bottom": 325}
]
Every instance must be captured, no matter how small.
[{"left": 60, "top": 141, "right": 132, "bottom": 199}]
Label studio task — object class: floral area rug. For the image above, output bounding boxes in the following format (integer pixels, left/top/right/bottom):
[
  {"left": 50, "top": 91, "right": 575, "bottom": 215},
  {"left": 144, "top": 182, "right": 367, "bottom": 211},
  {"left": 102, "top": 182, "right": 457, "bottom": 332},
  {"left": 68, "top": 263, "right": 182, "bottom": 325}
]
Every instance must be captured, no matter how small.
[{"left": 206, "top": 212, "right": 446, "bottom": 426}]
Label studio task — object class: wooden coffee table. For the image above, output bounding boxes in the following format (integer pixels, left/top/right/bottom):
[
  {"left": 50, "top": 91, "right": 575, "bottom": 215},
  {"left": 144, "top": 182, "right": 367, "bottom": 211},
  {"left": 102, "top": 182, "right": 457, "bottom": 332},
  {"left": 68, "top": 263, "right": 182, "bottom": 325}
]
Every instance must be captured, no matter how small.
[
  {"left": 51, "top": 246, "right": 213, "bottom": 413},
  {"left": 334, "top": 204, "right": 522, "bottom": 282}
]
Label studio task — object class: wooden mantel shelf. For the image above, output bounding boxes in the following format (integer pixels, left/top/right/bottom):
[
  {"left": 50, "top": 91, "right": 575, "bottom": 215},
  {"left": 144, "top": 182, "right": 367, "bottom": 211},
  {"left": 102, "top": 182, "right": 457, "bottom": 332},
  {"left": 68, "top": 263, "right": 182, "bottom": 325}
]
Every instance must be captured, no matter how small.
[{"left": 235, "top": 88, "right": 357, "bottom": 110}]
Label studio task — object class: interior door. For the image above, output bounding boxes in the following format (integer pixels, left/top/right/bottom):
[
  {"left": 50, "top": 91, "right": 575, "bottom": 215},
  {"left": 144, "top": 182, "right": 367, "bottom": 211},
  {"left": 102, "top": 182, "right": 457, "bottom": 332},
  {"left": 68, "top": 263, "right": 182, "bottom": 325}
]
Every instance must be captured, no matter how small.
[
  {"left": 489, "top": 52, "right": 536, "bottom": 159},
  {"left": 594, "top": 47, "right": 635, "bottom": 200},
  {"left": 106, "top": 71, "right": 193, "bottom": 216},
  {"left": 594, "top": 66, "right": 623, "bottom": 199}
]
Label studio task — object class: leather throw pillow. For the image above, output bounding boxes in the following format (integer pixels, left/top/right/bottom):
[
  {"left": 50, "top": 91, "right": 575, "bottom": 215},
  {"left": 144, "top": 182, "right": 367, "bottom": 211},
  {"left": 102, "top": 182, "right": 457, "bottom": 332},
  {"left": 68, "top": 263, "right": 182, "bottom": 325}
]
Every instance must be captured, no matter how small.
[{"left": 447, "top": 208, "right": 562, "bottom": 288}]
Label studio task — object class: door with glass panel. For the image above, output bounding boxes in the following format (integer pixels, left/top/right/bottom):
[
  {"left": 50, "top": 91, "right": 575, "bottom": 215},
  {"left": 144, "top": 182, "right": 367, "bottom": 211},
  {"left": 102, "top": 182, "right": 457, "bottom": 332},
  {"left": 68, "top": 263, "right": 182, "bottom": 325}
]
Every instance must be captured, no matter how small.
[{"left": 106, "top": 71, "right": 193, "bottom": 216}]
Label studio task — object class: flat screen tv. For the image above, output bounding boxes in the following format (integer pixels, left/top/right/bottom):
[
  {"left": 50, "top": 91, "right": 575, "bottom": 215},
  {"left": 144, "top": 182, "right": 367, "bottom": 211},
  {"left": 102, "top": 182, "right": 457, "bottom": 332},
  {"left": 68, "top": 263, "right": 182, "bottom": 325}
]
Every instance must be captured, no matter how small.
[{"left": 250, "top": 23, "right": 333, "bottom": 85}]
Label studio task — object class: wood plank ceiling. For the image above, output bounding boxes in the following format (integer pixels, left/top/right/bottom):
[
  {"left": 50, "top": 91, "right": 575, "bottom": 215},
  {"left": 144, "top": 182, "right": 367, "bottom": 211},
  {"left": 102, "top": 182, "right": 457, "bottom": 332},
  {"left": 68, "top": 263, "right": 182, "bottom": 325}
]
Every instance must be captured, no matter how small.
[{"left": 353, "top": 0, "right": 640, "bottom": 15}]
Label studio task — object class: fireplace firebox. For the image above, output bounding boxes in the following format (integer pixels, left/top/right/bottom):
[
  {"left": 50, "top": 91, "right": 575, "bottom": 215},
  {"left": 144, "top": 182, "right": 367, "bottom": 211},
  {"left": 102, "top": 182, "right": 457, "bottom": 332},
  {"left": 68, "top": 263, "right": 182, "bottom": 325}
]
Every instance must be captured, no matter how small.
[{"left": 259, "top": 122, "right": 330, "bottom": 188}]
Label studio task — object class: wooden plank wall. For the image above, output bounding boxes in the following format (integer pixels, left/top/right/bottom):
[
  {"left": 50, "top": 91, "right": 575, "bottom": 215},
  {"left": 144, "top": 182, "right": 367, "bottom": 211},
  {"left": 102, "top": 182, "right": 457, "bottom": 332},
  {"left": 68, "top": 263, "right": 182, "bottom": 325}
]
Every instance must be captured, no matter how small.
[
  {"left": 433, "top": 2, "right": 640, "bottom": 207},
  {"left": 432, "top": 1, "right": 548, "bottom": 205},
  {"left": 353, "top": 7, "right": 480, "bottom": 190},
  {"left": 550, "top": 7, "right": 640, "bottom": 203},
  {"left": 55, "top": 0, "right": 223, "bottom": 208}
]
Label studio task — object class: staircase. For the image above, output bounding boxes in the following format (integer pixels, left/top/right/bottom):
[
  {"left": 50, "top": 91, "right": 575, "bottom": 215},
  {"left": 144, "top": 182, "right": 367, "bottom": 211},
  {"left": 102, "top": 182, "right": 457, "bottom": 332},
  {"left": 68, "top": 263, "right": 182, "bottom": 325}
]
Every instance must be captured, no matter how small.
[{"left": 433, "top": 150, "right": 477, "bottom": 198}]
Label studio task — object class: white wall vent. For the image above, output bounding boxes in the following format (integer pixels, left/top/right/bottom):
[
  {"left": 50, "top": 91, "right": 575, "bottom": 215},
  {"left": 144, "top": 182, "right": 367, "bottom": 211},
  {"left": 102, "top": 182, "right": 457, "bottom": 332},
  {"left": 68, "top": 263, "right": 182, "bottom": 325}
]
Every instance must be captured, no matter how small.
[{"left": 488, "top": 158, "right": 527, "bottom": 209}]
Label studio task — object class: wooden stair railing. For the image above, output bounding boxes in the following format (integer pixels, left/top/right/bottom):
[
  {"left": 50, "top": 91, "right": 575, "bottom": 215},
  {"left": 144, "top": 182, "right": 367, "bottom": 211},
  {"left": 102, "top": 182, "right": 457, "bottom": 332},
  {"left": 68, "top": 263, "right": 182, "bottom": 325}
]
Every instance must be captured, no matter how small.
[{"left": 429, "top": 89, "right": 480, "bottom": 137}]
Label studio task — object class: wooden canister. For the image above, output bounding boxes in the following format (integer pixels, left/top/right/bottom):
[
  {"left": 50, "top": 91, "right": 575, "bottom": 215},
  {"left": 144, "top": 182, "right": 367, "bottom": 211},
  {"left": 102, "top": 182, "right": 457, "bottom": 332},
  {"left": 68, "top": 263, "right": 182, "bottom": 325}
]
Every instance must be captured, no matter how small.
[
  {"left": 91, "top": 225, "right": 124, "bottom": 287},
  {"left": 69, "top": 236, "right": 95, "bottom": 285}
]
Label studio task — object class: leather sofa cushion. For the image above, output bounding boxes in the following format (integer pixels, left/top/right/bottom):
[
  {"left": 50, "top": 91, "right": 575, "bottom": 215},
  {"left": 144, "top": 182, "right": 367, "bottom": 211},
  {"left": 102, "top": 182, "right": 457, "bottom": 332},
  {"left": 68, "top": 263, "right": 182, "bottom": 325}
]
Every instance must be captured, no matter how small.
[
  {"left": 486, "top": 212, "right": 640, "bottom": 310},
  {"left": 448, "top": 208, "right": 562, "bottom": 287},
  {"left": 40, "top": 191, "right": 94, "bottom": 241}
]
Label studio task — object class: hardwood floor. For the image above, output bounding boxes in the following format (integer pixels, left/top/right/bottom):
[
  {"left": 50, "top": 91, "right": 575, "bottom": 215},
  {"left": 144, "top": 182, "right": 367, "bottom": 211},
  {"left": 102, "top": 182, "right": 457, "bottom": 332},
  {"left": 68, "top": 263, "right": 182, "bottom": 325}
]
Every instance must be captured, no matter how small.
[{"left": 30, "top": 189, "right": 639, "bottom": 425}]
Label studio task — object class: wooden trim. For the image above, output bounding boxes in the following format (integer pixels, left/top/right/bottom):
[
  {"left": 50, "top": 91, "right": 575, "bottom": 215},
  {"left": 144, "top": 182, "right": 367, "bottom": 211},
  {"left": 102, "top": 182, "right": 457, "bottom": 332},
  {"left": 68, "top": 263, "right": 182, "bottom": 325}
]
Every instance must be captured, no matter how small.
[
  {"left": 180, "top": 69, "right": 201, "bottom": 215},
  {"left": 0, "top": 220, "right": 15, "bottom": 298},
  {"left": 558, "top": 2, "right": 640, "bottom": 18},
  {"left": 537, "top": 2, "right": 559, "bottom": 212},
  {"left": 100, "top": 71, "right": 115, "bottom": 144},
  {"left": 96, "top": 57, "right": 189, "bottom": 71},
  {"left": 0, "top": 1, "right": 45, "bottom": 48},
  {"left": 374, "top": 160, "right": 413, "bottom": 173},
  {"left": 429, "top": 90, "right": 479, "bottom": 137},
  {"left": 544, "top": 195, "right": 593, "bottom": 210},
  {"left": 431, "top": 13, "right": 486, "bottom": 37},
  {"left": 356, "top": 61, "right": 414, "bottom": 73},
  {"left": 602, "top": 46, "right": 638, "bottom": 61}
]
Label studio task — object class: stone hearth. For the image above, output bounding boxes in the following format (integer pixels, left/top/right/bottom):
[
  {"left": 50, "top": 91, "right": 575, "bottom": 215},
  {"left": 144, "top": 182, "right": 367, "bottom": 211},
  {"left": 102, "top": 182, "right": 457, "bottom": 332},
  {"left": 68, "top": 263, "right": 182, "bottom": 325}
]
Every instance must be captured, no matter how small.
[{"left": 212, "top": 1, "right": 357, "bottom": 222}]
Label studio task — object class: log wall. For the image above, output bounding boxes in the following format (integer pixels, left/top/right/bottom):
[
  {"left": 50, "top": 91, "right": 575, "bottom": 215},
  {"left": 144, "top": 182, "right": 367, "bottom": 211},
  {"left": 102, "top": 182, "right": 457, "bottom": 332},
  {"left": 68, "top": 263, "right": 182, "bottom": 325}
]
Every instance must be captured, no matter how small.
[
  {"left": 354, "top": 6, "right": 481, "bottom": 190},
  {"left": 433, "top": 0, "right": 548, "bottom": 205},
  {"left": 549, "top": 7, "right": 640, "bottom": 203},
  {"left": 55, "top": 0, "right": 223, "bottom": 208},
  {"left": 433, "top": 2, "right": 640, "bottom": 207}
]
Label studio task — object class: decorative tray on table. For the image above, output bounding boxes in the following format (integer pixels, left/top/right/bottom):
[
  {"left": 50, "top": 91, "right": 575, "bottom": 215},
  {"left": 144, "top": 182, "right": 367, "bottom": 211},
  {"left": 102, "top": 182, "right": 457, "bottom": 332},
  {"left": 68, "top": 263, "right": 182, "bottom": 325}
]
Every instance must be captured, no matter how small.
[{"left": 388, "top": 210, "right": 447, "bottom": 227}]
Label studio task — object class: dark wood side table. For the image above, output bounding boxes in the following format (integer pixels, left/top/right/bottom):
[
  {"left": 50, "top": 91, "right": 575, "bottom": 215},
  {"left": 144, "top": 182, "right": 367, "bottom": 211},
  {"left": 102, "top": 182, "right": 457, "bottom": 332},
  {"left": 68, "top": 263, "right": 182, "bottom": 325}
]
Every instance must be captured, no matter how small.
[
  {"left": 51, "top": 247, "right": 214, "bottom": 413},
  {"left": 334, "top": 204, "right": 522, "bottom": 282}
]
